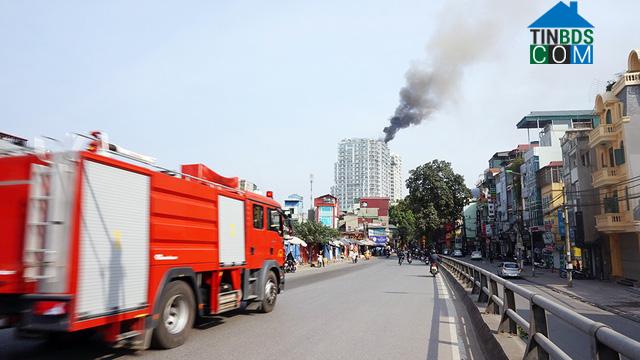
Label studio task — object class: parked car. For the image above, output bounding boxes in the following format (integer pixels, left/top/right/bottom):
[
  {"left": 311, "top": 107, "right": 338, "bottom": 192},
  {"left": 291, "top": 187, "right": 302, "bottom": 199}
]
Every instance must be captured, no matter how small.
[
  {"left": 443, "top": 249, "right": 450, "bottom": 255},
  {"left": 497, "top": 262, "right": 521, "bottom": 278},
  {"left": 452, "top": 249, "right": 463, "bottom": 257},
  {"left": 470, "top": 251, "right": 482, "bottom": 260}
]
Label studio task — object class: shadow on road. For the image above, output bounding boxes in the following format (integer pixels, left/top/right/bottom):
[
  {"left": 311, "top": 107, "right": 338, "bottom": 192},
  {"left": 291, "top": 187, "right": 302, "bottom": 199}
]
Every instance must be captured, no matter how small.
[{"left": 426, "top": 275, "right": 440, "bottom": 360}]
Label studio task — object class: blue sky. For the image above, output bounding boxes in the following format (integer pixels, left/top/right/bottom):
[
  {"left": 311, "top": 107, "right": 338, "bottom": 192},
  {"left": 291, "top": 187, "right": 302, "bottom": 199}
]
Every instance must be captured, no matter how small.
[{"left": 1, "top": 0, "right": 638, "bottom": 207}]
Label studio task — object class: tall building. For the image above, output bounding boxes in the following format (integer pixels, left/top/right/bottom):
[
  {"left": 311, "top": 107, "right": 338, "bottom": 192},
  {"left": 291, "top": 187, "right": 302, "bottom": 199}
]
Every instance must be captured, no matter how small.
[
  {"left": 390, "top": 153, "right": 403, "bottom": 203},
  {"left": 332, "top": 138, "right": 397, "bottom": 211}
]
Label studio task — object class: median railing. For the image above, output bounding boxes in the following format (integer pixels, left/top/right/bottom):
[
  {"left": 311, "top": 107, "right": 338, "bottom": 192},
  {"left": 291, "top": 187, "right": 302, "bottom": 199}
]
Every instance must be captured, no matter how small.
[{"left": 441, "top": 256, "right": 640, "bottom": 360}]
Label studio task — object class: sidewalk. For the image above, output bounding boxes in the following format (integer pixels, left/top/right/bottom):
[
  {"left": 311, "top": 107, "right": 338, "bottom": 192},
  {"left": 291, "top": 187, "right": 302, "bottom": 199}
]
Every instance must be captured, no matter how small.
[
  {"left": 289, "top": 257, "right": 364, "bottom": 275},
  {"left": 519, "top": 267, "right": 640, "bottom": 323},
  {"left": 462, "top": 258, "right": 640, "bottom": 323}
]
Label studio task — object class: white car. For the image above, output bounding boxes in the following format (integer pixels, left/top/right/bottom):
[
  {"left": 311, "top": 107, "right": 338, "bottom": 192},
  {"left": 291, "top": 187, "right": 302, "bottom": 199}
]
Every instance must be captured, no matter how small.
[
  {"left": 497, "top": 262, "right": 521, "bottom": 278},
  {"left": 470, "top": 251, "right": 482, "bottom": 260},
  {"left": 452, "top": 249, "right": 463, "bottom": 257}
]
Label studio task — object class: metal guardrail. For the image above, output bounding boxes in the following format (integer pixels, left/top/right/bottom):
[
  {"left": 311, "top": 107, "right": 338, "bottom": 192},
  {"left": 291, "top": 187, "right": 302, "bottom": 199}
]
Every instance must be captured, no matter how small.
[{"left": 441, "top": 256, "right": 640, "bottom": 360}]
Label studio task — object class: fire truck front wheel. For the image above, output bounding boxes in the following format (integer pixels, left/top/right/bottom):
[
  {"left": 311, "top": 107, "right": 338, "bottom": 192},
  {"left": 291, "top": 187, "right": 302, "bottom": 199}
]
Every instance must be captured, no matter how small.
[
  {"left": 152, "top": 280, "right": 195, "bottom": 349},
  {"left": 260, "top": 271, "right": 278, "bottom": 313}
]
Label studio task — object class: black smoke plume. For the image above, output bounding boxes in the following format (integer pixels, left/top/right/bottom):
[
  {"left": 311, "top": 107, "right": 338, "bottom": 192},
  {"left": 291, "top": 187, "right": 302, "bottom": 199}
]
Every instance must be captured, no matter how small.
[{"left": 382, "top": 0, "right": 528, "bottom": 143}]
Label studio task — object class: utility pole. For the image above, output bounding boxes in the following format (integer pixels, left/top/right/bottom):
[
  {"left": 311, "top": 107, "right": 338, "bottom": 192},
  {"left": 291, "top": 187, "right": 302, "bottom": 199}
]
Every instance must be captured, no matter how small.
[
  {"left": 562, "top": 187, "right": 573, "bottom": 287},
  {"left": 309, "top": 173, "right": 314, "bottom": 219}
]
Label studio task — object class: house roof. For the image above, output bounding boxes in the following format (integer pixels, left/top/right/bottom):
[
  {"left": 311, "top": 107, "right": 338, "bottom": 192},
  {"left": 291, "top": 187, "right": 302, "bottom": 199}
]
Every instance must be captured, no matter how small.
[
  {"left": 516, "top": 110, "right": 596, "bottom": 129},
  {"left": 540, "top": 161, "right": 564, "bottom": 170},
  {"left": 529, "top": 1, "right": 593, "bottom": 28}
]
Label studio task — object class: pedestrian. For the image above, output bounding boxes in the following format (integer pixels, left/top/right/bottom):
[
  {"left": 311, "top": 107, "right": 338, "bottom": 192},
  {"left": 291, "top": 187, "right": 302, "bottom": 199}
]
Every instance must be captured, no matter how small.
[{"left": 317, "top": 252, "right": 324, "bottom": 268}]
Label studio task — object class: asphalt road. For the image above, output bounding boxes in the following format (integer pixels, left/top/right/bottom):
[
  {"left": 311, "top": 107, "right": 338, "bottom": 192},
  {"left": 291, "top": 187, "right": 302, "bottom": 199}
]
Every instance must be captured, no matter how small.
[
  {"left": 0, "top": 258, "right": 484, "bottom": 360},
  {"left": 453, "top": 256, "right": 640, "bottom": 359}
]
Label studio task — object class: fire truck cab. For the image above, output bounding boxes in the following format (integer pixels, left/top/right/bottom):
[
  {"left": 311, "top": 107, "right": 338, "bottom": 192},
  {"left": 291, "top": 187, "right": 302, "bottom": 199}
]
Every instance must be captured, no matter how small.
[{"left": 0, "top": 134, "right": 286, "bottom": 349}]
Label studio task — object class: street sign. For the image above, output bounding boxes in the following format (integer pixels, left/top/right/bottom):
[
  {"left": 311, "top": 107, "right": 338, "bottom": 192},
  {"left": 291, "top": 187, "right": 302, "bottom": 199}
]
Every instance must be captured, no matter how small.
[{"left": 558, "top": 209, "right": 566, "bottom": 236}]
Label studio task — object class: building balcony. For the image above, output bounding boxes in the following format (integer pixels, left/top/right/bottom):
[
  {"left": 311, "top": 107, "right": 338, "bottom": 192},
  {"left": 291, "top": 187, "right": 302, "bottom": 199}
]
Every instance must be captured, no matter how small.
[
  {"left": 592, "top": 166, "right": 626, "bottom": 187},
  {"left": 595, "top": 212, "right": 640, "bottom": 233},
  {"left": 612, "top": 71, "right": 640, "bottom": 94},
  {"left": 588, "top": 124, "right": 620, "bottom": 147}
]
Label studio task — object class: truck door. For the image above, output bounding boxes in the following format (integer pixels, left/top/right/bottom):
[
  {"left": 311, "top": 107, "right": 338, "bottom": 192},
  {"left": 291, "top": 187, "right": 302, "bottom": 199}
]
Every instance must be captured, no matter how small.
[
  {"left": 246, "top": 203, "right": 266, "bottom": 267},
  {"left": 266, "top": 208, "right": 283, "bottom": 261}
]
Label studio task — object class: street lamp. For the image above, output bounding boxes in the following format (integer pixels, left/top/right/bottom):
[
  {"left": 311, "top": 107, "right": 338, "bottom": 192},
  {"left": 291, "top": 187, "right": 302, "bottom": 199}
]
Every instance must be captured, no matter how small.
[{"left": 505, "top": 169, "right": 535, "bottom": 277}]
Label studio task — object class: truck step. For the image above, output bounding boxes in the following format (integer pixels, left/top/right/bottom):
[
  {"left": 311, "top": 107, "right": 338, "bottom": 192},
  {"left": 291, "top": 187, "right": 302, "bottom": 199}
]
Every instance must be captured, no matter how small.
[
  {"left": 116, "top": 330, "right": 141, "bottom": 342},
  {"left": 249, "top": 277, "right": 258, "bottom": 282}
]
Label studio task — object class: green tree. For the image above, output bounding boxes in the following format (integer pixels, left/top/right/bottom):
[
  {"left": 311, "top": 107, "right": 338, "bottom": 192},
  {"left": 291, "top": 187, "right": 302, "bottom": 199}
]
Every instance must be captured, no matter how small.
[
  {"left": 389, "top": 199, "right": 416, "bottom": 246},
  {"left": 405, "top": 160, "right": 471, "bottom": 241},
  {"left": 293, "top": 221, "right": 339, "bottom": 245},
  {"left": 293, "top": 221, "right": 339, "bottom": 261}
]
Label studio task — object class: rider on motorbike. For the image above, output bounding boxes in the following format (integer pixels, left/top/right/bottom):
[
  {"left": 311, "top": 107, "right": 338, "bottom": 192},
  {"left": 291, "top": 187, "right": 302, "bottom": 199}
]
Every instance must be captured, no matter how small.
[{"left": 428, "top": 250, "right": 439, "bottom": 266}]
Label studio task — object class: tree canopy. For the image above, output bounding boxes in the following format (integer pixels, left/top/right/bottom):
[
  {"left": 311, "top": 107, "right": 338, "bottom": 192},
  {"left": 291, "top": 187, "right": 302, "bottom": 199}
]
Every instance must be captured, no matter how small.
[
  {"left": 293, "top": 221, "right": 339, "bottom": 245},
  {"left": 405, "top": 160, "right": 471, "bottom": 237},
  {"left": 389, "top": 199, "right": 416, "bottom": 245}
]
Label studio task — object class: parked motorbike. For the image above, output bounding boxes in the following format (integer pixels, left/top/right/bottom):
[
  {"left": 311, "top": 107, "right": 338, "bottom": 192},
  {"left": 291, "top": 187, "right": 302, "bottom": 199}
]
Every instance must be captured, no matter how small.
[{"left": 430, "top": 263, "right": 438, "bottom": 277}]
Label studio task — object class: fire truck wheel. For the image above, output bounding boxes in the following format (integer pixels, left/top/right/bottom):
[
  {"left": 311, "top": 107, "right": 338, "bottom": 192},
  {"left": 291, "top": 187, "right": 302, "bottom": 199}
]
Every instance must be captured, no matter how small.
[
  {"left": 260, "top": 271, "right": 278, "bottom": 313},
  {"left": 152, "top": 280, "right": 195, "bottom": 349}
]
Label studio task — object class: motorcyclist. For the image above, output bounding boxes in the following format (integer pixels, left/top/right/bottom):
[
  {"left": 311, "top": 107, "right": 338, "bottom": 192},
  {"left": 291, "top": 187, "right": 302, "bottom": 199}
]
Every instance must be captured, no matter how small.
[
  {"left": 285, "top": 252, "right": 296, "bottom": 272},
  {"left": 428, "top": 250, "right": 439, "bottom": 268},
  {"left": 397, "top": 248, "right": 405, "bottom": 265}
]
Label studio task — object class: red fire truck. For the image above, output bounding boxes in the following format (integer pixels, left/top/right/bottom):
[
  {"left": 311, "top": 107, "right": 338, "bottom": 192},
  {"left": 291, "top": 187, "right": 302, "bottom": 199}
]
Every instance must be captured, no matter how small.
[{"left": 0, "top": 133, "right": 286, "bottom": 349}]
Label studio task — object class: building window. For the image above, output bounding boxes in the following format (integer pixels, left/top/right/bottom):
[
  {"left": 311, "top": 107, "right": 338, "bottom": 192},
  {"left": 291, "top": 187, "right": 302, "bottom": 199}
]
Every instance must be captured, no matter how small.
[
  {"left": 605, "top": 110, "right": 612, "bottom": 124},
  {"left": 253, "top": 205, "right": 264, "bottom": 229},
  {"left": 608, "top": 147, "right": 615, "bottom": 168},
  {"left": 615, "top": 141, "right": 626, "bottom": 166}
]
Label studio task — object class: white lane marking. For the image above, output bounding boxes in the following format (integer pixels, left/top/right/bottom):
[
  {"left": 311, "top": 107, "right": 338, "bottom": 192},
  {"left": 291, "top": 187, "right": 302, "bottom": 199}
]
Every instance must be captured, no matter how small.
[{"left": 437, "top": 274, "right": 466, "bottom": 360}]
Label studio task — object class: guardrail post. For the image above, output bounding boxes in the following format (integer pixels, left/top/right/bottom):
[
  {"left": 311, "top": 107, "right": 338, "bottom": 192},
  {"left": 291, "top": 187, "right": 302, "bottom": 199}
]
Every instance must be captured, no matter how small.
[
  {"left": 471, "top": 269, "right": 480, "bottom": 294},
  {"left": 486, "top": 277, "right": 500, "bottom": 314},
  {"left": 464, "top": 266, "right": 471, "bottom": 287},
  {"left": 591, "top": 324, "right": 619, "bottom": 360},
  {"left": 524, "top": 296, "right": 549, "bottom": 360},
  {"left": 498, "top": 287, "right": 517, "bottom": 335},
  {"left": 477, "top": 273, "right": 489, "bottom": 303}
]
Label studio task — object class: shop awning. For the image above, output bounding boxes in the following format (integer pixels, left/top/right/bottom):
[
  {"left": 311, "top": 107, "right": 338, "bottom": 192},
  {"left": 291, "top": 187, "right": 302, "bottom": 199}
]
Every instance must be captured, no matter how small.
[{"left": 288, "top": 236, "right": 308, "bottom": 247}]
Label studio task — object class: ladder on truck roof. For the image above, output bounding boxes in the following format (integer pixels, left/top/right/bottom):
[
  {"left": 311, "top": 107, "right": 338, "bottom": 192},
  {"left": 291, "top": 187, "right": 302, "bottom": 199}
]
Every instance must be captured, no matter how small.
[{"left": 23, "top": 156, "right": 72, "bottom": 285}]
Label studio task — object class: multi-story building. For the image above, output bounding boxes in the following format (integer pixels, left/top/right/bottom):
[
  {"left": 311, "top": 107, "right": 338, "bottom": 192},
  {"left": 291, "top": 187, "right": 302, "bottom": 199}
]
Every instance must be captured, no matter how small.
[
  {"left": 332, "top": 138, "right": 394, "bottom": 211},
  {"left": 537, "top": 162, "right": 565, "bottom": 268},
  {"left": 283, "top": 194, "right": 304, "bottom": 223},
  {"left": 463, "top": 202, "right": 477, "bottom": 253},
  {"left": 390, "top": 153, "right": 403, "bottom": 203},
  {"left": 517, "top": 111, "right": 597, "bottom": 261},
  {"left": 589, "top": 49, "right": 640, "bottom": 282},
  {"left": 476, "top": 168, "right": 500, "bottom": 255},
  {"left": 486, "top": 146, "right": 531, "bottom": 257},
  {"left": 314, "top": 194, "right": 339, "bottom": 229},
  {"left": 561, "top": 125, "right": 601, "bottom": 278}
]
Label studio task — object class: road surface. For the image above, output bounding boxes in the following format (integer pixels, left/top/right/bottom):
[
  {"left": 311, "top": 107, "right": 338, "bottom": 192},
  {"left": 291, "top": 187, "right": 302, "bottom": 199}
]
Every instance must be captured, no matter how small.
[{"left": 0, "top": 258, "right": 483, "bottom": 360}]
